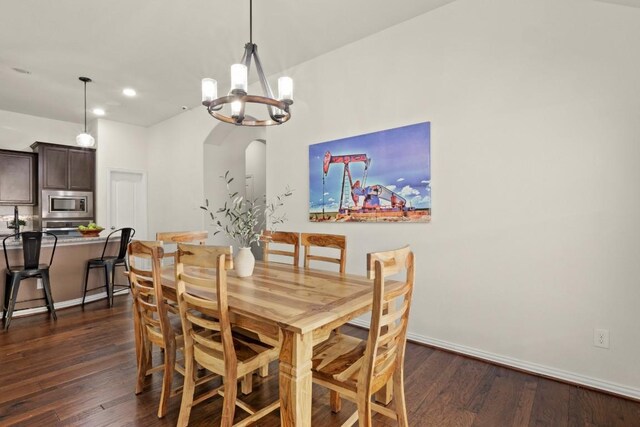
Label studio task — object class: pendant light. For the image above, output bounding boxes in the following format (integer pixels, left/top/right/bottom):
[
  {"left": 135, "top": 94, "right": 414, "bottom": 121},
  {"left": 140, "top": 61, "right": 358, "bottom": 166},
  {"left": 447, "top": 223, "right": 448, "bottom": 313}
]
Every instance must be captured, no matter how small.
[
  {"left": 201, "top": 0, "right": 293, "bottom": 126},
  {"left": 76, "top": 77, "right": 95, "bottom": 147}
]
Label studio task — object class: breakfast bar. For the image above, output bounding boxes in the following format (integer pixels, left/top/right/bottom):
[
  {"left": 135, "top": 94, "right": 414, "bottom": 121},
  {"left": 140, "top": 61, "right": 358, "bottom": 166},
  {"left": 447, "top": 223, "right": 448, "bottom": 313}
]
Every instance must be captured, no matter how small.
[{"left": 0, "top": 235, "right": 121, "bottom": 315}]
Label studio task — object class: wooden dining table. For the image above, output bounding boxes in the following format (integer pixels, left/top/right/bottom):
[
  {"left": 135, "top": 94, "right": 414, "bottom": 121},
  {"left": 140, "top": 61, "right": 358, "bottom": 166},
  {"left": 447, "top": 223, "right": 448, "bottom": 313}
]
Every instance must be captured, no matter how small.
[{"left": 160, "top": 260, "right": 400, "bottom": 426}]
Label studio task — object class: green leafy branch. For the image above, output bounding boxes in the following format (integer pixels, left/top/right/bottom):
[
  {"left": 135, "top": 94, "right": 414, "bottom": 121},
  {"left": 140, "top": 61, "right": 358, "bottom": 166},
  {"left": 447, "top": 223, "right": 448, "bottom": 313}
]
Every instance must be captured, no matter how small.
[{"left": 200, "top": 171, "right": 293, "bottom": 248}]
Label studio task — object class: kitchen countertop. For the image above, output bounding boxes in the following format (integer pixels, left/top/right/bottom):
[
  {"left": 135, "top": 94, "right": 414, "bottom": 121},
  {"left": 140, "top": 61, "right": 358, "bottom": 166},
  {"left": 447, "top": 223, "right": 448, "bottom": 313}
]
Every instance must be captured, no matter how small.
[{"left": 1, "top": 235, "right": 119, "bottom": 249}]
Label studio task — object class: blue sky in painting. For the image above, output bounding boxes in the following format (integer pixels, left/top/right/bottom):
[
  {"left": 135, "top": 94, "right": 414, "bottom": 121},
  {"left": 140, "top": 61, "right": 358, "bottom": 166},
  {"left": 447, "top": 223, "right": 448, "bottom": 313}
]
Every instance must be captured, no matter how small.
[{"left": 309, "top": 122, "right": 431, "bottom": 213}]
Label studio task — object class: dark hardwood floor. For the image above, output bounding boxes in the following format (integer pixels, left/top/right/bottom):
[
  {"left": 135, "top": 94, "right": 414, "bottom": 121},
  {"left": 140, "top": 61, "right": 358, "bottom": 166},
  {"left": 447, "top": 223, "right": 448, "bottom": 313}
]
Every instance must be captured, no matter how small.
[{"left": 1, "top": 296, "right": 639, "bottom": 426}]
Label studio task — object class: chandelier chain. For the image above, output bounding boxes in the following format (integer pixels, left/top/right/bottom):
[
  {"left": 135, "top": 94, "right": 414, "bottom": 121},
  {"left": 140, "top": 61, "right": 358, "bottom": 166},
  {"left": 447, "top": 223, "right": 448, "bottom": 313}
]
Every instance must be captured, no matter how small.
[{"left": 250, "top": 0, "right": 253, "bottom": 44}]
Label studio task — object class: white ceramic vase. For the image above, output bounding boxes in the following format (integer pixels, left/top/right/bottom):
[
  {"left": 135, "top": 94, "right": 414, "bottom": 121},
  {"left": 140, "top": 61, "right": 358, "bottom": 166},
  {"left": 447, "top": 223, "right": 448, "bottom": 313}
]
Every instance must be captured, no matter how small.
[{"left": 235, "top": 247, "right": 255, "bottom": 277}]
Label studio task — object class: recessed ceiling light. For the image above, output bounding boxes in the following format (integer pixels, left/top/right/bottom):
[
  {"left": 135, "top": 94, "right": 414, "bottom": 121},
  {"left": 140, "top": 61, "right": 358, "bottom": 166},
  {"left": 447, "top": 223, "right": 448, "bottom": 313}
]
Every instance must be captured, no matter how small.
[
  {"left": 92, "top": 108, "right": 106, "bottom": 116},
  {"left": 12, "top": 67, "right": 31, "bottom": 74},
  {"left": 122, "top": 88, "right": 137, "bottom": 97}
]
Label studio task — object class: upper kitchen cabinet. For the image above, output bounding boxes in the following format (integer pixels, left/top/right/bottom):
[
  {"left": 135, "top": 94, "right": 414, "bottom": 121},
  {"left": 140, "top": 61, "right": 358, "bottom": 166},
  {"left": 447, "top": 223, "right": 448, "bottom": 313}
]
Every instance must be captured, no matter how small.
[
  {"left": 0, "top": 149, "right": 37, "bottom": 205},
  {"left": 40, "top": 144, "right": 68, "bottom": 189},
  {"left": 68, "top": 149, "right": 95, "bottom": 191},
  {"left": 31, "top": 142, "right": 95, "bottom": 191}
]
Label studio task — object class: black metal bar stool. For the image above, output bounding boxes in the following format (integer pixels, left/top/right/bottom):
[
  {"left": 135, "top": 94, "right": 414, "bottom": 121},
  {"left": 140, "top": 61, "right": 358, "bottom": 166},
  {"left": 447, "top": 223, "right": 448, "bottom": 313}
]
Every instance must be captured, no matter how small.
[
  {"left": 2, "top": 231, "right": 58, "bottom": 330},
  {"left": 81, "top": 228, "right": 135, "bottom": 307}
]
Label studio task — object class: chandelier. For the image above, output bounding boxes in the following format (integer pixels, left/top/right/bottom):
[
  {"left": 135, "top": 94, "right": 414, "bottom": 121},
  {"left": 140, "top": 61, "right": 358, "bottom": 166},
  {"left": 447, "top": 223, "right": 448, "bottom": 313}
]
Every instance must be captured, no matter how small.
[
  {"left": 201, "top": 0, "right": 293, "bottom": 126},
  {"left": 76, "top": 77, "right": 95, "bottom": 147}
]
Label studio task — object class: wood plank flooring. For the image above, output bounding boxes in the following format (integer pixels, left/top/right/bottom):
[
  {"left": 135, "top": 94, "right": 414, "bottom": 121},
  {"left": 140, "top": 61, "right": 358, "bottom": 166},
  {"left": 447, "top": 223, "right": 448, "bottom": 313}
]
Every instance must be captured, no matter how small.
[{"left": 1, "top": 296, "right": 639, "bottom": 426}]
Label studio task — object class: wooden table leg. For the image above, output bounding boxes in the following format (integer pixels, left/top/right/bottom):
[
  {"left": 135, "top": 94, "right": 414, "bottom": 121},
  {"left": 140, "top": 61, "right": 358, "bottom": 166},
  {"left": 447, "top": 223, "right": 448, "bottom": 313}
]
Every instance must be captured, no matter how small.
[{"left": 279, "top": 329, "right": 313, "bottom": 427}]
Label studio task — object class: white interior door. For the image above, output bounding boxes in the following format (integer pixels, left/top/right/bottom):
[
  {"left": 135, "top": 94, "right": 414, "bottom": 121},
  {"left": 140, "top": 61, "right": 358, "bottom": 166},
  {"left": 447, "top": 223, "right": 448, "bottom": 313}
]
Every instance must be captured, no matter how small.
[{"left": 108, "top": 169, "right": 147, "bottom": 239}]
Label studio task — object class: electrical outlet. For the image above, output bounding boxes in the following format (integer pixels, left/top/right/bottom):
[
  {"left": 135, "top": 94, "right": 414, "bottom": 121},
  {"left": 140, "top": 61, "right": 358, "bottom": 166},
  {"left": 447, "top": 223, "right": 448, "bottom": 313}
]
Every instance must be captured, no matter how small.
[
  {"left": 594, "top": 328, "right": 609, "bottom": 349},
  {"left": 36, "top": 278, "right": 43, "bottom": 289}
]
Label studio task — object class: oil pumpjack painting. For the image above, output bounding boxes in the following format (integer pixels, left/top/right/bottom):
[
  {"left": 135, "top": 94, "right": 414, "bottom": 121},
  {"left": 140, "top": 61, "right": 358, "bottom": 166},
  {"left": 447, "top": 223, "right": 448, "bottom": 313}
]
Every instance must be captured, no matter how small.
[{"left": 309, "top": 122, "right": 431, "bottom": 223}]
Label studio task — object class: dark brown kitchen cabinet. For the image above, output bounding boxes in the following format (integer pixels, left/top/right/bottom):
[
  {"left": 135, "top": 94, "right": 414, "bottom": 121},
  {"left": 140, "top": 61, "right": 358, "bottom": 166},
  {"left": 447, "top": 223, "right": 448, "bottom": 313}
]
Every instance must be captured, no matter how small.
[
  {"left": 68, "top": 149, "right": 94, "bottom": 191},
  {"left": 31, "top": 142, "right": 95, "bottom": 191},
  {"left": 0, "top": 150, "right": 37, "bottom": 205},
  {"left": 41, "top": 145, "right": 68, "bottom": 189}
]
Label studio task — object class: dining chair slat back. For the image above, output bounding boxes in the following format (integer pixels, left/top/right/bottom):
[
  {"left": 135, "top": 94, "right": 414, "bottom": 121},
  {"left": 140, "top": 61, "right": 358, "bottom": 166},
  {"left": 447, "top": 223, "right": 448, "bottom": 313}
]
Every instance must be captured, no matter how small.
[
  {"left": 127, "top": 240, "right": 177, "bottom": 419},
  {"left": 156, "top": 230, "right": 208, "bottom": 261},
  {"left": 128, "top": 241, "right": 169, "bottom": 345},
  {"left": 364, "top": 245, "right": 414, "bottom": 386},
  {"left": 301, "top": 232, "right": 347, "bottom": 273},
  {"left": 175, "top": 243, "right": 279, "bottom": 427},
  {"left": 176, "top": 243, "right": 233, "bottom": 270},
  {"left": 261, "top": 230, "right": 300, "bottom": 266},
  {"left": 366, "top": 245, "right": 413, "bottom": 280},
  {"left": 310, "top": 245, "right": 414, "bottom": 426},
  {"left": 176, "top": 243, "right": 234, "bottom": 363}
]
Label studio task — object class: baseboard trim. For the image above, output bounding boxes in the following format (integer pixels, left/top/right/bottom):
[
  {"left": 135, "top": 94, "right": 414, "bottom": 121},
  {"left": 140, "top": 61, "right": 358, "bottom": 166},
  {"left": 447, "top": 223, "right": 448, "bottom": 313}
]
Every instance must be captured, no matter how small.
[
  {"left": 348, "top": 318, "right": 640, "bottom": 401},
  {"left": 11, "top": 289, "right": 130, "bottom": 318}
]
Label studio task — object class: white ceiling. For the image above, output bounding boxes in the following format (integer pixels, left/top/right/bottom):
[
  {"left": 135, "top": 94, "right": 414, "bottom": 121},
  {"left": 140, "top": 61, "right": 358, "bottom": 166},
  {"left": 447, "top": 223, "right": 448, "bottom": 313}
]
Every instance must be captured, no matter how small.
[
  {"left": 594, "top": 0, "right": 640, "bottom": 7},
  {"left": 0, "top": 0, "right": 456, "bottom": 127}
]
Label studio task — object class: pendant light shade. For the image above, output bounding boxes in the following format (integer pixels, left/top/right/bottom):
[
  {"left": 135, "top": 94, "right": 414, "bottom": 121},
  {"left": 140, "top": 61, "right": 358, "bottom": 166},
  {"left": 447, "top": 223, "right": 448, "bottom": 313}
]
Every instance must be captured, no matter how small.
[
  {"left": 76, "top": 132, "right": 95, "bottom": 147},
  {"left": 77, "top": 77, "right": 95, "bottom": 148}
]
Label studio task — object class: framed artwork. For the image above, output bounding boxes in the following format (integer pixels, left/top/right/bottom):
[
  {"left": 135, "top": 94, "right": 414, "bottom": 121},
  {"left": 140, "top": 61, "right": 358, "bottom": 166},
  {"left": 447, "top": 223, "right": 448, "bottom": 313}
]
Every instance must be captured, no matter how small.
[{"left": 309, "top": 122, "right": 431, "bottom": 223}]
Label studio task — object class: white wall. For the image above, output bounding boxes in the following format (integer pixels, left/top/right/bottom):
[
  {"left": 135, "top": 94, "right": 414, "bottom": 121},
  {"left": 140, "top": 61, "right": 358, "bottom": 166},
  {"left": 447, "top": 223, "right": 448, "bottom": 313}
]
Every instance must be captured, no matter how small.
[
  {"left": 94, "top": 119, "right": 148, "bottom": 235},
  {"left": 266, "top": 0, "right": 640, "bottom": 397},
  {"left": 245, "top": 140, "right": 267, "bottom": 205},
  {"left": 146, "top": 101, "right": 266, "bottom": 243},
  {"left": 0, "top": 109, "right": 81, "bottom": 152},
  {"left": 0, "top": 109, "right": 84, "bottom": 223},
  {"left": 245, "top": 142, "right": 267, "bottom": 260},
  {"left": 202, "top": 127, "right": 265, "bottom": 253},
  {"left": 146, "top": 109, "right": 216, "bottom": 239}
]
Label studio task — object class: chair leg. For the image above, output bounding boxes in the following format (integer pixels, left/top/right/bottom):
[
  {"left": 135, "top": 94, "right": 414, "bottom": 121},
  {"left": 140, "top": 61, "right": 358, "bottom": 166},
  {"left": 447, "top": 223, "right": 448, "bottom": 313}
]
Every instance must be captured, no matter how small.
[
  {"left": 104, "top": 265, "right": 113, "bottom": 307},
  {"left": 177, "top": 347, "right": 197, "bottom": 427},
  {"left": 259, "top": 363, "right": 269, "bottom": 378},
  {"left": 356, "top": 393, "right": 372, "bottom": 427},
  {"left": 4, "top": 275, "right": 22, "bottom": 330},
  {"left": 221, "top": 374, "right": 237, "bottom": 427},
  {"left": 81, "top": 263, "right": 91, "bottom": 307},
  {"left": 157, "top": 341, "right": 176, "bottom": 418},
  {"left": 132, "top": 300, "right": 144, "bottom": 393},
  {"left": 330, "top": 390, "right": 342, "bottom": 413},
  {"left": 3, "top": 273, "right": 11, "bottom": 321},
  {"left": 135, "top": 333, "right": 151, "bottom": 395},
  {"left": 393, "top": 368, "right": 409, "bottom": 427},
  {"left": 109, "top": 263, "right": 118, "bottom": 305},
  {"left": 241, "top": 372, "right": 253, "bottom": 395},
  {"left": 40, "top": 270, "right": 57, "bottom": 321}
]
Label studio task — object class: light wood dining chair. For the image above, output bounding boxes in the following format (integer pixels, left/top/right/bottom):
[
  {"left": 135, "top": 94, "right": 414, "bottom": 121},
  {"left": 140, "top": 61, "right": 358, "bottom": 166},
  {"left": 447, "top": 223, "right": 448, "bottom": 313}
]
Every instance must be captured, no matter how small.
[
  {"left": 176, "top": 243, "right": 280, "bottom": 427},
  {"left": 301, "top": 232, "right": 347, "bottom": 273},
  {"left": 260, "top": 230, "right": 300, "bottom": 266},
  {"left": 311, "top": 245, "right": 414, "bottom": 427},
  {"left": 156, "top": 230, "right": 208, "bottom": 262},
  {"left": 128, "top": 240, "right": 182, "bottom": 419},
  {"left": 156, "top": 231, "right": 208, "bottom": 315}
]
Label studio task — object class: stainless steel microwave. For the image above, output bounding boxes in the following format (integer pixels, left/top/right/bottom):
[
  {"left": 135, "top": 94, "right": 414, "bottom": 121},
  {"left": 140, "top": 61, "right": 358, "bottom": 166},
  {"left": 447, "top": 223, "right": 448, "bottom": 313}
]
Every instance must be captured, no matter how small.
[{"left": 42, "top": 190, "right": 94, "bottom": 219}]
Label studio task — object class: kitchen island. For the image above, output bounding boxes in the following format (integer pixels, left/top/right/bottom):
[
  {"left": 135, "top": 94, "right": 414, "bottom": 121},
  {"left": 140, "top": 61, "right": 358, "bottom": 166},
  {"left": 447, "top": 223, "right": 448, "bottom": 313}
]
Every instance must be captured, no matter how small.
[{"left": 0, "top": 235, "right": 125, "bottom": 318}]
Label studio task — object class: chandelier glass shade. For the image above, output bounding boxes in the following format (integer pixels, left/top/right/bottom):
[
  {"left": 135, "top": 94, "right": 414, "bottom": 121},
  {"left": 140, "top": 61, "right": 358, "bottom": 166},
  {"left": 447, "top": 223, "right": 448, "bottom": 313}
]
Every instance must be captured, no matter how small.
[
  {"left": 201, "top": 0, "right": 293, "bottom": 126},
  {"left": 76, "top": 77, "right": 95, "bottom": 147}
]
